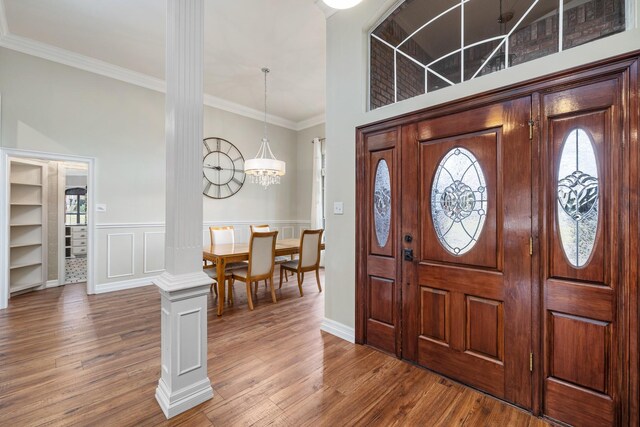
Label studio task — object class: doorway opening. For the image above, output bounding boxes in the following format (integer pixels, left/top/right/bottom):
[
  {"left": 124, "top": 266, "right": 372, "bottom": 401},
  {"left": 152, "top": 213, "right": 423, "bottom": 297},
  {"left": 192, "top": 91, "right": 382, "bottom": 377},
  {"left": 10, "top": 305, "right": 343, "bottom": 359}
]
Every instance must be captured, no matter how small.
[{"left": 0, "top": 148, "right": 95, "bottom": 309}]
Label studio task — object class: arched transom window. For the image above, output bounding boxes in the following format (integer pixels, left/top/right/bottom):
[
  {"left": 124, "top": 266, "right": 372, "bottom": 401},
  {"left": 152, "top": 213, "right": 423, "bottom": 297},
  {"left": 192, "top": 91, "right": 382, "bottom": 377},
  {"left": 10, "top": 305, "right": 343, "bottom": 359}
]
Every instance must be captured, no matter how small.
[{"left": 369, "top": 0, "right": 627, "bottom": 110}]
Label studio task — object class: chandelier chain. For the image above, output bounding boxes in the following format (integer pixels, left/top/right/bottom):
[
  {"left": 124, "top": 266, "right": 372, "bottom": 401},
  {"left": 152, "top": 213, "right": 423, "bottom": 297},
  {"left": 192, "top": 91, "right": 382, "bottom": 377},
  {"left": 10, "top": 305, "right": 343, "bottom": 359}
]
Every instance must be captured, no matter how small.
[{"left": 262, "top": 67, "right": 269, "bottom": 142}]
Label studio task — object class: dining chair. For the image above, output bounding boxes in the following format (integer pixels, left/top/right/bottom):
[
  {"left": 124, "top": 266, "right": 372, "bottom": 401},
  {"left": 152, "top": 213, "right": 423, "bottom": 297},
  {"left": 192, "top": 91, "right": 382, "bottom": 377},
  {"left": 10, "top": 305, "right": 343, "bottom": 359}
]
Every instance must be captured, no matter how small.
[
  {"left": 231, "top": 231, "right": 278, "bottom": 310},
  {"left": 279, "top": 229, "right": 324, "bottom": 297},
  {"left": 250, "top": 224, "right": 291, "bottom": 282},
  {"left": 208, "top": 226, "right": 246, "bottom": 301}
]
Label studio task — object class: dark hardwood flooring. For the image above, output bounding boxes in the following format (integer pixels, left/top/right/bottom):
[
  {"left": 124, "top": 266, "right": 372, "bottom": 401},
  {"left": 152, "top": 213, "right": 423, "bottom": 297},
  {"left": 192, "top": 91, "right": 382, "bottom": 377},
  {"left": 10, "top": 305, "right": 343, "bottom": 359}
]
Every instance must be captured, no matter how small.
[{"left": 0, "top": 272, "right": 548, "bottom": 426}]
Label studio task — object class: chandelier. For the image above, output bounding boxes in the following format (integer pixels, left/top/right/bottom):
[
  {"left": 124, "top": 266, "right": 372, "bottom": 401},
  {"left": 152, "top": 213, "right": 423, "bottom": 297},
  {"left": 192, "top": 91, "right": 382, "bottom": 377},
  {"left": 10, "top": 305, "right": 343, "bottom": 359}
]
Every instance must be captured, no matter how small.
[{"left": 245, "top": 67, "right": 286, "bottom": 188}]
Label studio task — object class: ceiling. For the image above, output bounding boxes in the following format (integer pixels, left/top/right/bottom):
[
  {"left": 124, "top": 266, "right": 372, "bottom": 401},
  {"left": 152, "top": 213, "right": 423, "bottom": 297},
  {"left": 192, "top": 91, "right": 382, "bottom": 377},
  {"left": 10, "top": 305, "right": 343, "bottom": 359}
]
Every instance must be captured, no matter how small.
[{"left": 0, "top": 0, "right": 327, "bottom": 127}]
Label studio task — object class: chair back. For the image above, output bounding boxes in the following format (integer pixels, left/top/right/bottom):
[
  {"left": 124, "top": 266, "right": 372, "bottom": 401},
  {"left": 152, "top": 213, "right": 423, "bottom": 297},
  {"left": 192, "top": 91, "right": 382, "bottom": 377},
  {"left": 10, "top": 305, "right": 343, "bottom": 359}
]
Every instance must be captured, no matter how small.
[
  {"left": 248, "top": 231, "right": 278, "bottom": 277},
  {"left": 299, "top": 229, "right": 323, "bottom": 269},
  {"left": 250, "top": 224, "right": 270, "bottom": 234},
  {"left": 209, "top": 226, "right": 235, "bottom": 246}
]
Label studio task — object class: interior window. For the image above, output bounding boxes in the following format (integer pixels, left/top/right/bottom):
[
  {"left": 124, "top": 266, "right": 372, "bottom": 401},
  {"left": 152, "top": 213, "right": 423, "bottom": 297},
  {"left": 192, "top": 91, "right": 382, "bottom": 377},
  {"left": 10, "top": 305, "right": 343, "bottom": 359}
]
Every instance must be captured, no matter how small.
[
  {"left": 369, "top": 0, "right": 626, "bottom": 110},
  {"left": 65, "top": 188, "right": 87, "bottom": 225}
]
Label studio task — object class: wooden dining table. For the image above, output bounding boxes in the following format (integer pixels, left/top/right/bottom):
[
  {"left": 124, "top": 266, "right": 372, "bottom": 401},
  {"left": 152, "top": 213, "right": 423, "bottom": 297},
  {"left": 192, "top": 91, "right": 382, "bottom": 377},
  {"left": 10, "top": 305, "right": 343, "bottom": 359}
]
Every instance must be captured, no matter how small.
[{"left": 203, "top": 238, "right": 326, "bottom": 316}]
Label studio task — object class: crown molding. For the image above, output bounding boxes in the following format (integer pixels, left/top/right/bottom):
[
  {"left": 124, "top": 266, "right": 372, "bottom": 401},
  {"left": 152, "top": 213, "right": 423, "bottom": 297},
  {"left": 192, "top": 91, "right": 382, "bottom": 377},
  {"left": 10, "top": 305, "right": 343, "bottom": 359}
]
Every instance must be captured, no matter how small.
[
  {"left": 295, "top": 113, "right": 326, "bottom": 130},
  {"left": 0, "top": 0, "right": 8, "bottom": 37},
  {"left": 0, "top": 2, "right": 324, "bottom": 131},
  {"left": 0, "top": 32, "right": 167, "bottom": 92},
  {"left": 202, "top": 93, "right": 299, "bottom": 130}
]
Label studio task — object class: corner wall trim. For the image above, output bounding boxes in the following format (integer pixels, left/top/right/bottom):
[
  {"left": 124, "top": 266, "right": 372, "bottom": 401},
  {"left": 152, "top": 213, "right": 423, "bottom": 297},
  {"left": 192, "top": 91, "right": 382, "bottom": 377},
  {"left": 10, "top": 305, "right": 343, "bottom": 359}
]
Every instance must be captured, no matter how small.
[
  {"left": 320, "top": 318, "right": 356, "bottom": 343},
  {"left": 95, "top": 276, "right": 157, "bottom": 294}
]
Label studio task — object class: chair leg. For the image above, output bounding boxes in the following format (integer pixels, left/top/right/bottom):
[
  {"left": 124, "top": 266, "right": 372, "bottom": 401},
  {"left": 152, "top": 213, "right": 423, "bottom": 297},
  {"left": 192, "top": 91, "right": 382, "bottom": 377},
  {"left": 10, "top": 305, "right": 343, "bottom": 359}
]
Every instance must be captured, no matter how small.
[
  {"left": 284, "top": 270, "right": 289, "bottom": 282},
  {"left": 246, "top": 281, "right": 254, "bottom": 311},
  {"left": 279, "top": 266, "right": 284, "bottom": 289},
  {"left": 211, "top": 282, "right": 218, "bottom": 296},
  {"left": 297, "top": 271, "right": 304, "bottom": 297},
  {"left": 315, "top": 269, "right": 322, "bottom": 293},
  {"left": 227, "top": 279, "right": 234, "bottom": 305},
  {"left": 269, "top": 276, "right": 277, "bottom": 303}
]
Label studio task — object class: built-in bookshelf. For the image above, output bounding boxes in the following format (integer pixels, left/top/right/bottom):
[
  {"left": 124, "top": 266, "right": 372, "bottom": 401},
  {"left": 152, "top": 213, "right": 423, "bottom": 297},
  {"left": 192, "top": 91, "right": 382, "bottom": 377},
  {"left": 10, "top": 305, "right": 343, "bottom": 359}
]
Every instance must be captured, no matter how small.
[{"left": 9, "top": 159, "right": 47, "bottom": 294}]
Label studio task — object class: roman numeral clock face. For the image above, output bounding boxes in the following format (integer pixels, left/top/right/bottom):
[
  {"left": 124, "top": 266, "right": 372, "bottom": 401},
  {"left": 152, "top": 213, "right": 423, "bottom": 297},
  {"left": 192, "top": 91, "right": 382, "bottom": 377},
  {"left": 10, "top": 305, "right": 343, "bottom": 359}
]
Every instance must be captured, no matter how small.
[{"left": 202, "top": 137, "right": 246, "bottom": 199}]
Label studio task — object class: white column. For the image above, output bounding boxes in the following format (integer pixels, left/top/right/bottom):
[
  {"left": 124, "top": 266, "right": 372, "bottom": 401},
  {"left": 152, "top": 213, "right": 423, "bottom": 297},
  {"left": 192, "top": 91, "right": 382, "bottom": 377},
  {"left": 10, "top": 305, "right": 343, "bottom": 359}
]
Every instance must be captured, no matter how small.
[{"left": 154, "top": 0, "right": 213, "bottom": 419}]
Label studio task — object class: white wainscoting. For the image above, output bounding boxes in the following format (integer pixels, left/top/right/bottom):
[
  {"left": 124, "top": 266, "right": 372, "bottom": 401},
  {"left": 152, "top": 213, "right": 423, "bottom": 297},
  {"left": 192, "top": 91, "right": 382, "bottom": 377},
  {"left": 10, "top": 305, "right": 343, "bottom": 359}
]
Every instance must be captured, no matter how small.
[
  {"left": 144, "top": 231, "right": 166, "bottom": 274},
  {"left": 96, "top": 220, "right": 310, "bottom": 293},
  {"left": 106, "top": 233, "right": 135, "bottom": 279}
]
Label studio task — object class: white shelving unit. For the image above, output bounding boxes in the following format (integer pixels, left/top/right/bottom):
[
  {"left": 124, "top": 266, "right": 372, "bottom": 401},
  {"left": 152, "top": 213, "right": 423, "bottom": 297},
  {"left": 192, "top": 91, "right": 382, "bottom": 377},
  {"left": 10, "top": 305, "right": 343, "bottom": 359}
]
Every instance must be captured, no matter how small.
[{"left": 9, "top": 159, "right": 47, "bottom": 295}]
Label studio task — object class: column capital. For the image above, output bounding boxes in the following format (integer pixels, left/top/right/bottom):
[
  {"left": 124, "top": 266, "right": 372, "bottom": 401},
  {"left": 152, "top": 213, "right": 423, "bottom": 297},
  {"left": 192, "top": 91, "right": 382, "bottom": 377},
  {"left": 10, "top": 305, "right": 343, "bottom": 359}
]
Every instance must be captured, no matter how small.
[{"left": 154, "top": 271, "right": 211, "bottom": 294}]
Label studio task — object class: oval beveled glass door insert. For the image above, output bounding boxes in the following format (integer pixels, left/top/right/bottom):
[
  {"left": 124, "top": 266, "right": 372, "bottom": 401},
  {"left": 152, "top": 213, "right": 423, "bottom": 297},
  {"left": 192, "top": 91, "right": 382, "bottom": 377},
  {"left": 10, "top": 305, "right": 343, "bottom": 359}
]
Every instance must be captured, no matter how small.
[
  {"left": 373, "top": 159, "right": 391, "bottom": 248},
  {"left": 557, "top": 128, "right": 599, "bottom": 267},
  {"left": 431, "top": 147, "right": 487, "bottom": 256}
]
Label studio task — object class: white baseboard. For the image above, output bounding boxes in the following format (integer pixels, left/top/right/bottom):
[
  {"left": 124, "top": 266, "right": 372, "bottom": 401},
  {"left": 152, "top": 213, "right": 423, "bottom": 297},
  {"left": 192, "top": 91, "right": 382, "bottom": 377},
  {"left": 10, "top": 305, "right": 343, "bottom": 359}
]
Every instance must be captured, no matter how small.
[
  {"left": 95, "top": 276, "right": 158, "bottom": 294},
  {"left": 46, "top": 279, "right": 60, "bottom": 288},
  {"left": 320, "top": 317, "right": 355, "bottom": 343}
]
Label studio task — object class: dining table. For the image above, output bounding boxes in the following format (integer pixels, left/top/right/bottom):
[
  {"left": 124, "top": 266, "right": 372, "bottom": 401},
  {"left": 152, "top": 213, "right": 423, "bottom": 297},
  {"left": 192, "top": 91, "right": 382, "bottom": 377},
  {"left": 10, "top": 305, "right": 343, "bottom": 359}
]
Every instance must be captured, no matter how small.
[{"left": 203, "top": 238, "right": 326, "bottom": 316}]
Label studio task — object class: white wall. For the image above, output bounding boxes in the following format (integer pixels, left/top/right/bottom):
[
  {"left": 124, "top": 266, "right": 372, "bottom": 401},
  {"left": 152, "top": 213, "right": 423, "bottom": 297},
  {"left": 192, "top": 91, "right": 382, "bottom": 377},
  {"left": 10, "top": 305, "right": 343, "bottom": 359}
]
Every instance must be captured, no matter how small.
[
  {"left": 323, "top": 0, "right": 640, "bottom": 329},
  {"left": 0, "top": 47, "right": 318, "bottom": 291}
]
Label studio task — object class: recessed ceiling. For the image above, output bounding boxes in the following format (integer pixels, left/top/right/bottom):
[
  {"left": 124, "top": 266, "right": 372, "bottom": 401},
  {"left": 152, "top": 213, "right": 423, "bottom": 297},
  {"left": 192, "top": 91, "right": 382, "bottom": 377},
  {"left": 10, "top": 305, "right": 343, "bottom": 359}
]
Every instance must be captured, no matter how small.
[{"left": 2, "top": 0, "right": 326, "bottom": 124}]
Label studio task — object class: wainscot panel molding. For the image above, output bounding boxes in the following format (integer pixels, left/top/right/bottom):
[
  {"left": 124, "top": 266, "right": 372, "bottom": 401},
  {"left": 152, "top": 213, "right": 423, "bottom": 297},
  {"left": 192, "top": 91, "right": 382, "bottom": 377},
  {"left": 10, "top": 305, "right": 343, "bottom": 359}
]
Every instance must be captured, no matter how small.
[
  {"left": 320, "top": 318, "right": 356, "bottom": 343},
  {"left": 95, "top": 220, "right": 311, "bottom": 289},
  {"left": 144, "top": 231, "right": 166, "bottom": 274},
  {"left": 106, "top": 233, "right": 135, "bottom": 279}
]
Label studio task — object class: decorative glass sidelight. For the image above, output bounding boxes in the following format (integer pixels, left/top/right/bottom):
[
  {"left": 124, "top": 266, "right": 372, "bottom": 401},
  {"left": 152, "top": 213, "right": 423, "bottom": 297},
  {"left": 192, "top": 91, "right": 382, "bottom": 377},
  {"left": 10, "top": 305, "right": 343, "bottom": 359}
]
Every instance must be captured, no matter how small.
[
  {"left": 431, "top": 147, "right": 487, "bottom": 255},
  {"left": 373, "top": 159, "right": 392, "bottom": 247},
  {"left": 557, "top": 128, "right": 599, "bottom": 267}
]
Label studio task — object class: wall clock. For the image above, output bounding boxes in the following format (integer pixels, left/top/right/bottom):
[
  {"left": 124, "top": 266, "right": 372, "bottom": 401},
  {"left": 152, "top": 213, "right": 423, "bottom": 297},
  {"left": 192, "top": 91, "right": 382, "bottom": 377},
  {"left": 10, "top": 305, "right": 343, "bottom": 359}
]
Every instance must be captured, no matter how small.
[{"left": 202, "top": 137, "right": 245, "bottom": 199}]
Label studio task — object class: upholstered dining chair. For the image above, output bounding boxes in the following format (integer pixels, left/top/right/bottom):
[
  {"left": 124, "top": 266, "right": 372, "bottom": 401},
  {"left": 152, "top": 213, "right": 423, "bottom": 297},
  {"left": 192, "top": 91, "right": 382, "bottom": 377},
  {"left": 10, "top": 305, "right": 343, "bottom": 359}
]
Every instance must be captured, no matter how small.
[
  {"left": 279, "top": 229, "right": 323, "bottom": 297},
  {"left": 207, "top": 226, "right": 246, "bottom": 301},
  {"left": 231, "top": 231, "right": 278, "bottom": 310},
  {"left": 250, "top": 224, "right": 291, "bottom": 281}
]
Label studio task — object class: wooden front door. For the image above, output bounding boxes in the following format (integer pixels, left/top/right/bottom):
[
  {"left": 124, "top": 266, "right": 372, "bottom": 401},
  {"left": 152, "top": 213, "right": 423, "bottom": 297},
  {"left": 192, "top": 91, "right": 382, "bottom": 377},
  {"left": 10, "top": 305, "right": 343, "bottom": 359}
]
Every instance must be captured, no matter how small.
[
  {"left": 357, "top": 128, "right": 402, "bottom": 356},
  {"left": 401, "top": 98, "right": 533, "bottom": 409},
  {"left": 540, "top": 78, "right": 624, "bottom": 427}
]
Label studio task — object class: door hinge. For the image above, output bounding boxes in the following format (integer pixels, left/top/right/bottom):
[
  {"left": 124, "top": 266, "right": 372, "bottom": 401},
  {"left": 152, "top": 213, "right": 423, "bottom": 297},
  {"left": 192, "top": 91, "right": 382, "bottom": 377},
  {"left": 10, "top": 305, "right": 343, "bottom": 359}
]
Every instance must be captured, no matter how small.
[
  {"left": 529, "top": 352, "right": 533, "bottom": 372},
  {"left": 528, "top": 119, "right": 534, "bottom": 140},
  {"left": 529, "top": 237, "right": 533, "bottom": 256}
]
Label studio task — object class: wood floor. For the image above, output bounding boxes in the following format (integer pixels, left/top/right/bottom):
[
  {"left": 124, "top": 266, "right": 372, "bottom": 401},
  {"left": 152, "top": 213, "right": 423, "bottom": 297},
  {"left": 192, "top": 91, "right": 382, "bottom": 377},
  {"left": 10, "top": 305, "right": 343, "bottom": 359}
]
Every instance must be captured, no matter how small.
[{"left": 0, "top": 272, "right": 549, "bottom": 426}]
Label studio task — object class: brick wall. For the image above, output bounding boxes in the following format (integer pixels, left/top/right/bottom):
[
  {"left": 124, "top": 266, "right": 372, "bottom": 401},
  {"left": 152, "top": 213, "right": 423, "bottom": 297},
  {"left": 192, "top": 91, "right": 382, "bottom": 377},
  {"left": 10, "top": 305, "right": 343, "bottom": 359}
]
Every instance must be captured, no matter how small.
[
  {"left": 370, "top": 0, "right": 625, "bottom": 110},
  {"left": 370, "top": 1, "right": 429, "bottom": 110}
]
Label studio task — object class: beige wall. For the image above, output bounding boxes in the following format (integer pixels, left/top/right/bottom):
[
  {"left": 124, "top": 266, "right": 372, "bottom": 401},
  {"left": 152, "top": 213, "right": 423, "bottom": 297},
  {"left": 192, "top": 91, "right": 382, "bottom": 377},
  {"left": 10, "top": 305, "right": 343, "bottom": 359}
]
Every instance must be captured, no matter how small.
[
  {"left": 0, "top": 47, "right": 320, "bottom": 288},
  {"left": 324, "top": 0, "right": 640, "bottom": 329}
]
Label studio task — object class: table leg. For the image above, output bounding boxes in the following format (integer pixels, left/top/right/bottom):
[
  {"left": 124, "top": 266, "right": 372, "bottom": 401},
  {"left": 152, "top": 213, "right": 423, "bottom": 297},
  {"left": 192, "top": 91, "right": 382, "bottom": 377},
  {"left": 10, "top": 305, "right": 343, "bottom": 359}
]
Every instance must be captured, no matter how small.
[{"left": 216, "top": 258, "right": 226, "bottom": 316}]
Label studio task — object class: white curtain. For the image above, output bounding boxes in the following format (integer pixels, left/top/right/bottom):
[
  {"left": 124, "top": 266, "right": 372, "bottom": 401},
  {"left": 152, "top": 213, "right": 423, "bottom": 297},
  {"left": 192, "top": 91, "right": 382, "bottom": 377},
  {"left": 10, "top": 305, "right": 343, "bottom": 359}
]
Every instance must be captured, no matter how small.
[
  {"left": 310, "top": 138, "right": 323, "bottom": 230},
  {"left": 310, "top": 137, "right": 324, "bottom": 266}
]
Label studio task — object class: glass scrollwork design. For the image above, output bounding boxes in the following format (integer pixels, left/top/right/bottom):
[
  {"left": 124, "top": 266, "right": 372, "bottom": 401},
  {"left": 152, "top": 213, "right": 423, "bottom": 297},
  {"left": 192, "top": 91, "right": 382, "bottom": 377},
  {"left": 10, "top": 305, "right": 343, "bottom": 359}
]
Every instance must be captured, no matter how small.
[
  {"left": 373, "top": 159, "right": 391, "bottom": 248},
  {"left": 557, "top": 128, "right": 599, "bottom": 267},
  {"left": 431, "top": 147, "right": 487, "bottom": 256}
]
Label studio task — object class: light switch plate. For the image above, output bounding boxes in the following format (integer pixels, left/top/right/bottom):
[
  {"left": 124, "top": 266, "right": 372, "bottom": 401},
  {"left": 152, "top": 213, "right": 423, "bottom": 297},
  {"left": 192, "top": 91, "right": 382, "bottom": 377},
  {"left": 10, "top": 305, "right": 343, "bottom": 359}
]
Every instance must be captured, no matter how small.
[
  {"left": 333, "top": 202, "right": 344, "bottom": 215},
  {"left": 96, "top": 204, "right": 107, "bottom": 212}
]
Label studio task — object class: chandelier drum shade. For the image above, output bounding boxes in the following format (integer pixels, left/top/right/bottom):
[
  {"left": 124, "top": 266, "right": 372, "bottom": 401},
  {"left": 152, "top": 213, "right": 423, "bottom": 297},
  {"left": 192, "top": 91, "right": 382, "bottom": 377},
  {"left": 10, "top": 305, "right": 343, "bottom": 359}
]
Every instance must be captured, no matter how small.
[
  {"left": 323, "top": 0, "right": 363, "bottom": 9},
  {"left": 245, "top": 67, "right": 286, "bottom": 188}
]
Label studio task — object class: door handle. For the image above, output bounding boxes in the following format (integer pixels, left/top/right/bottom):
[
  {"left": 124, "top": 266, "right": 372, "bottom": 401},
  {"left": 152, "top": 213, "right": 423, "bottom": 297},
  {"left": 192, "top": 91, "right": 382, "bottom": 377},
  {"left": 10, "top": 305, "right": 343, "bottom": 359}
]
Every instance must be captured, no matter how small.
[{"left": 403, "top": 248, "right": 414, "bottom": 262}]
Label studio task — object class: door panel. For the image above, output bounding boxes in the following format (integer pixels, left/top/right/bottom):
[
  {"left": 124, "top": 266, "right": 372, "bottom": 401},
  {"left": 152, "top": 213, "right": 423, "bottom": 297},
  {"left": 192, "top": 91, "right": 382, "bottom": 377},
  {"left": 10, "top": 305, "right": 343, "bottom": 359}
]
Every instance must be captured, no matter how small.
[
  {"left": 420, "top": 131, "right": 499, "bottom": 269},
  {"left": 403, "top": 97, "right": 533, "bottom": 409},
  {"left": 361, "top": 129, "right": 401, "bottom": 356},
  {"left": 541, "top": 79, "right": 622, "bottom": 427}
]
